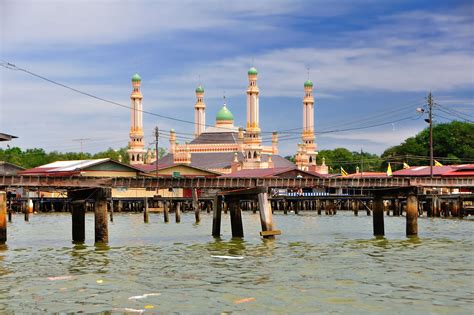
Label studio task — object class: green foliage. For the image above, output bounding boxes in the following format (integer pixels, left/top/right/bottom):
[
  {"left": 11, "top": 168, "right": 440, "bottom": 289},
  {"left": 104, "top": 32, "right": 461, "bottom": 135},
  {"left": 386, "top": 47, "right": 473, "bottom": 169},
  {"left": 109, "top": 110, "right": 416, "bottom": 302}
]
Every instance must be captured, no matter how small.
[
  {"left": 317, "top": 148, "right": 382, "bottom": 174},
  {"left": 0, "top": 146, "right": 136, "bottom": 168},
  {"left": 382, "top": 121, "right": 474, "bottom": 167}
]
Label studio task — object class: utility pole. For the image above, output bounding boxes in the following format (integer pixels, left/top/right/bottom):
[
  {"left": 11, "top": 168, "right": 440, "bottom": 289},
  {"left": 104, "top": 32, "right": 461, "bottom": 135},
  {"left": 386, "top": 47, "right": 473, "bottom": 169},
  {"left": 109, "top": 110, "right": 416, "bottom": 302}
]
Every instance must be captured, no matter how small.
[
  {"left": 428, "top": 92, "right": 434, "bottom": 178},
  {"left": 72, "top": 138, "right": 91, "bottom": 158},
  {"left": 154, "top": 126, "right": 159, "bottom": 176}
]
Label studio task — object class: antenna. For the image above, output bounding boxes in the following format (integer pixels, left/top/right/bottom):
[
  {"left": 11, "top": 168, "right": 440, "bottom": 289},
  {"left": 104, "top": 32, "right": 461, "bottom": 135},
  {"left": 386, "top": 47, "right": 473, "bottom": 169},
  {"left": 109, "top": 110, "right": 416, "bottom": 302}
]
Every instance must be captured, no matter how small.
[{"left": 72, "top": 138, "right": 91, "bottom": 156}]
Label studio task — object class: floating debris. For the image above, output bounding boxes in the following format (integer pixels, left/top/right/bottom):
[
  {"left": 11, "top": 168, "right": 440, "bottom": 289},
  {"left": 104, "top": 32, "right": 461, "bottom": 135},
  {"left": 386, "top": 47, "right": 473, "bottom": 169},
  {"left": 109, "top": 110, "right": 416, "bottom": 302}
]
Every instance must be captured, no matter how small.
[
  {"left": 144, "top": 305, "right": 154, "bottom": 309},
  {"left": 112, "top": 308, "right": 144, "bottom": 313},
  {"left": 211, "top": 255, "right": 244, "bottom": 260},
  {"left": 47, "top": 276, "right": 73, "bottom": 281},
  {"left": 234, "top": 297, "right": 256, "bottom": 304},
  {"left": 128, "top": 293, "right": 161, "bottom": 300},
  {"left": 96, "top": 279, "right": 104, "bottom": 284}
]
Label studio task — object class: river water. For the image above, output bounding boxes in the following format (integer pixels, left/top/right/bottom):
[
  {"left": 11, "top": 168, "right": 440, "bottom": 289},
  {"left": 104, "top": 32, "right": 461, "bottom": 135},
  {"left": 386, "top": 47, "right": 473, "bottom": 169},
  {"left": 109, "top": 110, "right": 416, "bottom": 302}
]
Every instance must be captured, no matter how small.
[{"left": 0, "top": 211, "right": 472, "bottom": 314}]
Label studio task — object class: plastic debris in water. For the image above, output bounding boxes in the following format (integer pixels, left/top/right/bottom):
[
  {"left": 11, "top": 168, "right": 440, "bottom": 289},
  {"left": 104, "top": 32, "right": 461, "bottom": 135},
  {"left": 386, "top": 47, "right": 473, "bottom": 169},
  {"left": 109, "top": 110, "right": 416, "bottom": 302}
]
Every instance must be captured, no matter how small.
[
  {"left": 47, "top": 276, "right": 73, "bottom": 281},
  {"left": 144, "top": 305, "right": 154, "bottom": 309},
  {"left": 96, "top": 280, "right": 104, "bottom": 284},
  {"left": 234, "top": 297, "right": 256, "bottom": 304},
  {"left": 211, "top": 255, "right": 244, "bottom": 260},
  {"left": 128, "top": 293, "right": 161, "bottom": 300},
  {"left": 112, "top": 308, "right": 144, "bottom": 313}
]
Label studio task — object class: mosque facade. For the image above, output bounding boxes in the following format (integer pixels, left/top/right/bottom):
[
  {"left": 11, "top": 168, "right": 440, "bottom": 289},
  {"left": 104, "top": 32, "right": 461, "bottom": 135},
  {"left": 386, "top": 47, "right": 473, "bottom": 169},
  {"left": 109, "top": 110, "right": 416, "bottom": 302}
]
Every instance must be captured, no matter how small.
[{"left": 127, "top": 68, "right": 328, "bottom": 175}]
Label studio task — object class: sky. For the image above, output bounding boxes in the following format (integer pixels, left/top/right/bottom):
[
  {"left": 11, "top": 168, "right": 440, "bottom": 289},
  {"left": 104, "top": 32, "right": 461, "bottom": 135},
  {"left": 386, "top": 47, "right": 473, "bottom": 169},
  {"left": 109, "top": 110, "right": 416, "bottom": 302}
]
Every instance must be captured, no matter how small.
[{"left": 1, "top": 0, "right": 473, "bottom": 156}]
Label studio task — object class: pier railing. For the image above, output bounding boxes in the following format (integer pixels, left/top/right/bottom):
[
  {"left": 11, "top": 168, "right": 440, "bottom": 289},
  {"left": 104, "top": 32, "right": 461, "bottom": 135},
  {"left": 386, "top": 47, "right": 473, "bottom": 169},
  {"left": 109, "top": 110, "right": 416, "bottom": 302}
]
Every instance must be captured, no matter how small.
[{"left": 1, "top": 175, "right": 473, "bottom": 189}]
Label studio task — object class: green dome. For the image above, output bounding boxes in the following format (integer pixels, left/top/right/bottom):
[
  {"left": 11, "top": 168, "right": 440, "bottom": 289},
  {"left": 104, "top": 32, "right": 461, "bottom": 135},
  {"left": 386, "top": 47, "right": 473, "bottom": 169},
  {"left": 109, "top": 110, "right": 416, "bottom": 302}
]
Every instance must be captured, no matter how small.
[
  {"left": 304, "top": 80, "right": 313, "bottom": 87},
  {"left": 131, "top": 73, "right": 141, "bottom": 82},
  {"left": 195, "top": 85, "right": 204, "bottom": 93},
  {"left": 248, "top": 67, "right": 258, "bottom": 75},
  {"left": 216, "top": 105, "right": 234, "bottom": 121}
]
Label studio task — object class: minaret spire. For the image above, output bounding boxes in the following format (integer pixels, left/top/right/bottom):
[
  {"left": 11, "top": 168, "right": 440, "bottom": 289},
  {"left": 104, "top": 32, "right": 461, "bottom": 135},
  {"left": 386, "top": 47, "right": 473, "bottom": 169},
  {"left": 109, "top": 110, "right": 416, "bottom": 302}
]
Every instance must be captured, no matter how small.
[
  {"left": 194, "top": 84, "right": 206, "bottom": 137},
  {"left": 128, "top": 73, "right": 146, "bottom": 165}
]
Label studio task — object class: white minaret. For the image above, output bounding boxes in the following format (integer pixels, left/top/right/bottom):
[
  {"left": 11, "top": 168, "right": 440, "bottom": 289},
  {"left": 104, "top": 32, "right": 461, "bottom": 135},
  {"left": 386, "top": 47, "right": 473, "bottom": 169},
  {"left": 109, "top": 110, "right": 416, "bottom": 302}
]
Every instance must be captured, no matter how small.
[
  {"left": 128, "top": 73, "right": 146, "bottom": 165},
  {"left": 243, "top": 66, "right": 263, "bottom": 165},
  {"left": 302, "top": 79, "right": 315, "bottom": 152},
  {"left": 194, "top": 85, "right": 206, "bottom": 137}
]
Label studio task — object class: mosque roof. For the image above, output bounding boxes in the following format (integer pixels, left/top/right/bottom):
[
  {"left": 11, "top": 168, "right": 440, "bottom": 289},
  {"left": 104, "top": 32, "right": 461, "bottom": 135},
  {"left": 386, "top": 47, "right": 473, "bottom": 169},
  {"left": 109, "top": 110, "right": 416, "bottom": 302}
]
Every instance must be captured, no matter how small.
[
  {"left": 304, "top": 79, "right": 313, "bottom": 87},
  {"left": 190, "top": 132, "right": 237, "bottom": 144},
  {"left": 248, "top": 67, "right": 258, "bottom": 75},
  {"left": 155, "top": 152, "right": 294, "bottom": 171},
  {"left": 216, "top": 105, "right": 234, "bottom": 121},
  {"left": 131, "top": 73, "right": 141, "bottom": 82}
]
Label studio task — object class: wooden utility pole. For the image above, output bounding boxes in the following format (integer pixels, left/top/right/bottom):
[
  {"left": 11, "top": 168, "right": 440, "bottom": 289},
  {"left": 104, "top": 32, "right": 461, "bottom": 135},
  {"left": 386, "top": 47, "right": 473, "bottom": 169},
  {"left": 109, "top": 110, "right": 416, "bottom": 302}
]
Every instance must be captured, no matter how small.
[{"left": 428, "top": 92, "right": 434, "bottom": 178}]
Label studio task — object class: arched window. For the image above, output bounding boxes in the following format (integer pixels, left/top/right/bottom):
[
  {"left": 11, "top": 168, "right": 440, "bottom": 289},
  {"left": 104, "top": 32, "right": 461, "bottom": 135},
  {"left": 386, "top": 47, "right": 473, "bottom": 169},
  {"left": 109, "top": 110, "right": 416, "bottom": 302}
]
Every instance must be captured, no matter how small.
[
  {"left": 248, "top": 152, "right": 251, "bottom": 159},
  {"left": 131, "top": 155, "right": 135, "bottom": 161},
  {"left": 309, "top": 156, "right": 313, "bottom": 163},
  {"left": 253, "top": 151, "right": 257, "bottom": 159}
]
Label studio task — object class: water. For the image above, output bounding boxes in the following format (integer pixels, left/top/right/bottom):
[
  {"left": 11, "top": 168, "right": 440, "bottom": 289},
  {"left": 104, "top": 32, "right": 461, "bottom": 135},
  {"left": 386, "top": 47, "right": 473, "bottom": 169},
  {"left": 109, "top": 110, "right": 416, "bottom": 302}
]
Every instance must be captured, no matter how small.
[{"left": 0, "top": 212, "right": 472, "bottom": 314}]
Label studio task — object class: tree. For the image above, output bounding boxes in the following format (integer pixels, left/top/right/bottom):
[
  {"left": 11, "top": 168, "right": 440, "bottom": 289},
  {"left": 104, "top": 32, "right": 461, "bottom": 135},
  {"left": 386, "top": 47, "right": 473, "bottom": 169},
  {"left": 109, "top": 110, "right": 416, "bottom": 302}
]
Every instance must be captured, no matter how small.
[{"left": 382, "top": 121, "right": 474, "bottom": 167}]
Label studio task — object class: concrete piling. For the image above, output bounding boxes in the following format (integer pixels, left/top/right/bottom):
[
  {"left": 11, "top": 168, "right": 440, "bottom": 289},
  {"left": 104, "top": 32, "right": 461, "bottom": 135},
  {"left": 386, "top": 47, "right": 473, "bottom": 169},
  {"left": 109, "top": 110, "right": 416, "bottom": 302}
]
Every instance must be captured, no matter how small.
[
  {"left": 192, "top": 188, "right": 200, "bottom": 223},
  {"left": 163, "top": 200, "right": 170, "bottom": 223},
  {"left": 144, "top": 197, "right": 149, "bottom": 223},
  {"left": 212, "top": 196, "right": 222, "bottom": 237},
  {"left": 175, "top": 201, "right": 181, "bottom": 223},
  {"left": 229, "top": 200, "right": 244, "bottom": 238},
  {"left": 94, "top": 189, "right": 109, "bottom": 243}
]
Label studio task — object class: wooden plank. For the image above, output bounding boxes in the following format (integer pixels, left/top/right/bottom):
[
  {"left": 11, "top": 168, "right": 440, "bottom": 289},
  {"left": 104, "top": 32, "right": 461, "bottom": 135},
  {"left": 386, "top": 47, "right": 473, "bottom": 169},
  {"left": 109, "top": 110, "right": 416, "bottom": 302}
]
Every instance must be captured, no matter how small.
[{"left": 260, "top": 230, "right": 281, "bottom": 236}]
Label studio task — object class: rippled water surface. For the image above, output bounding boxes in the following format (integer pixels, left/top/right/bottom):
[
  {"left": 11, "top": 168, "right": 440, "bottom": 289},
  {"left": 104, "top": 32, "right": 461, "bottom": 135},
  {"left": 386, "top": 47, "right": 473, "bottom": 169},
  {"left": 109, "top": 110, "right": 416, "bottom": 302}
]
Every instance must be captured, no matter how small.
[{"left": 0, "top": 212, "right": 472, "bottom": 313}]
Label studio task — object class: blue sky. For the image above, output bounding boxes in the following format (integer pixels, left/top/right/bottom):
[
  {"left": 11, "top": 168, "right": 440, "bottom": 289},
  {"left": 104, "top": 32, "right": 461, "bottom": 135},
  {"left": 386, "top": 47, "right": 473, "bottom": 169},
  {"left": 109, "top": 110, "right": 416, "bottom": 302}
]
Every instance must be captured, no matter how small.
[{"left": 1, "top": 0, "right": 473, "bottom": 156}]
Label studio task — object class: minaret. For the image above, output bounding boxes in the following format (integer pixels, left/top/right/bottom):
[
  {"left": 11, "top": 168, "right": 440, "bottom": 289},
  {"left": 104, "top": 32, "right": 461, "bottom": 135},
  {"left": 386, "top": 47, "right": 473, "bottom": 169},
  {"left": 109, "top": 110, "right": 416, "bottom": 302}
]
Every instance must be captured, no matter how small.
[
  {"left": 194, "top": 85, "right": 206, "bottom": 137},
  {"left": 128, "top": 73, "right": 146, "bottom": 165},
  {"left": 302, "top": 79, "right": 316, "bottom": 152},
  {"left": 245, "top": 66, "right": 261, "bottom": 141},
  {"left": 243, "top": 66, "right": 263, "bottom": 167}
]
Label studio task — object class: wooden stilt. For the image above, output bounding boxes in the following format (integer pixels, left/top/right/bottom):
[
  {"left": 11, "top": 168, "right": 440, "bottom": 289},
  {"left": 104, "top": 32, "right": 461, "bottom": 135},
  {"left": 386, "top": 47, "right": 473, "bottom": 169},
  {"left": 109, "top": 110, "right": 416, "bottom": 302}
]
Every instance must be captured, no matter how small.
[
  {"left": 258, "top": 192, "right": 280, "bottom": 238},
  {"left": 192, "top": 188, "right": 200, "bottom": 223},
  {"left": 223, "top": 201, "right": 228, "bottom": 214},
  {"left": 164, "top": 200, "right": 170, "bottom": 223},
  {"left": 229, "top": 200, "right": 244, "bottom": 238},
  {"left": 0, "top": 192, "right": 7, "bottom": 244},
  {"left": 110, "top": 198, "right": 114, "bottom": 222},
  {"left": 7, "top": 197, "right": 12, "bottom": 223},
  {"left": 294, "top": 201, "right": 299, "bottom": 215},
  {"left": 317, "top": 200, "right": 321, "bottom": 215},
  {"left": 283, "top": 199, "right": 288, "bottom": 215},
  {"left": 144, "top": 197, "right": 149, "bottom": 223},
  {"left": 71, "top": 201, "right": 85, "bottom": 243},
  {"left": 94, "top": 189, "right": 109, "bottom": 243},
  {"left": 118, "top": 200, "right": 123, "bottom": 212},
  {"left": 206, "top": 201, "right": 211, "bottom": 214},
  {"left": 175, "top": 201, "right": 181, "bottom": 223},
  {"left": 24, "top": 201, "right": 29, "bottom": 222},
  {"left": 212, "top": 196, "right": 222, "bottom": 237},
  {"left": 406, "top": 192, "right": 418, "bottom": 236},
  {"left": 373, "top": 195, "right": 384, "bottom": 236}
]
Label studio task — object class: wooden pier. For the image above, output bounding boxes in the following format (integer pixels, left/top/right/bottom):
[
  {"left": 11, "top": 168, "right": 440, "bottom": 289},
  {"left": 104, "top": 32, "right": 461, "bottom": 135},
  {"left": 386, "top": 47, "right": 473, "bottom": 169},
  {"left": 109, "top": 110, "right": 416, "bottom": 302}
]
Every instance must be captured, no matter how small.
[{"left": 0, "top": 174, "right": 473, "bottom": 245}]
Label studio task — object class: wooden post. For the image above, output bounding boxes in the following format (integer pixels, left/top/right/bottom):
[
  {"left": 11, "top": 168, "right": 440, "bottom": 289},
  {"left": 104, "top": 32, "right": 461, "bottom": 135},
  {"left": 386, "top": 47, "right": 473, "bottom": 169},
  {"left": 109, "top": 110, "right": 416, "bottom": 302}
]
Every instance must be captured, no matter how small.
[
  {"left": 317, "top": 199, "right": 321, "bottom": 215},
  {"left": 258, "top": 192, "right": 281, "bottom": 239},
  {"left": 212, "top": 196, "right": 222, "bottom": 237},
  {"left": 373, "top": 194, "right": 384, "bottom": 236},
  {"left": 23, "top": 201, "right": 29, "bottom": 222},
  {"left": 283, "top": 199, "right": 288, "bottom": 215},
  {"left": 192, "top": 188, "right": 200, "bottom": 223},
  {"left": 71, "top": 200, "right": 86, "bottom": 243},
  {"left": 406, "top": 192, "right": 418, "bottom": 236},
  {"left": 144, "top": 197, "right": 149, "bottom": 223},
  {"left": 352, "top": 200, "right": 358, "bottom": 216},
  {"left": 118, "top": 200, "right": 123, "bottom": 212},
  {"left": 7, "top": 197, "right": 12, "bottom": 223},
  {"left": 206, "top": 201, "right": 211, "bottom": 214},
  {"left": 94, "top": 189, "right": 109, "bottom": 243},
  {"left": 164, "top": 200, "right": 170, "bottom": 223},
  {"left": 223, "top": 201, "right": 228, "bottom": 214},
  {"left": 229, "top": 200, "right": 244, "bottom": 238},
  {"left": 175, "top": 201, "right": 181, "bottom": 223},
  {"left": 110, "top": 198, "right": 114, "bottom": 222},
  {"left": 0, "top": 192, "right": 7, "bottom": 245},
  {"left": 294, "top": 201, "right": 299, "bottom": 215}
]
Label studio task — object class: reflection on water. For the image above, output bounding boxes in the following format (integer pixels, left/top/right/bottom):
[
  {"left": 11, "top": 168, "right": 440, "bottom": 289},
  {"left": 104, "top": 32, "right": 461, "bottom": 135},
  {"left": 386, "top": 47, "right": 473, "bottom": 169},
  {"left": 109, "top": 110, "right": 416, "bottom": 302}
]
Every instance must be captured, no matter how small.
[{"left": 0, "top": 212, "right": 472, "bottom": 313}]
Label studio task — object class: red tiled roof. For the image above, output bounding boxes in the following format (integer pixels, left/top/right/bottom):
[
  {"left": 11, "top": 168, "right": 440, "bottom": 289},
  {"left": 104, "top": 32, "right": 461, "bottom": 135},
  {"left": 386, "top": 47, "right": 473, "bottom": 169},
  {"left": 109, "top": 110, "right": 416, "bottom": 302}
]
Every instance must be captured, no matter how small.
[
  {"left": 393, "top": 164, "right": 474, "bottom": 177},
  {"left": 221, "top": 167, "right": 326, "bottom": 178},
  {"left": 345, "top": 172, "right": 388, "bottom": 178}
]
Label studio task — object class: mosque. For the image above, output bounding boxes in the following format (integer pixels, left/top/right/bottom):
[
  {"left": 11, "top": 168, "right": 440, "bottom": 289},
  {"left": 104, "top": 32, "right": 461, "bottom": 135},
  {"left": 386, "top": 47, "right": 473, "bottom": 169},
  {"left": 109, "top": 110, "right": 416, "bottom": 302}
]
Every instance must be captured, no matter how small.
[{"left": 127, "top": 67, "right": 328, "bottom": 175}]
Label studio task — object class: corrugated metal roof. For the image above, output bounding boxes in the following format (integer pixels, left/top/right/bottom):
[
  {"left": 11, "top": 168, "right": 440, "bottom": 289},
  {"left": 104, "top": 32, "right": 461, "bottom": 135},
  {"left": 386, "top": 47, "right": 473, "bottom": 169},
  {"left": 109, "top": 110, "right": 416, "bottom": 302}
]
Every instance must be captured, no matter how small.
[
  {"left": 0, "top": 133, "right": 18, "bottom": 141},
  {"left": 345, "top": 172, "right": 388, "bottom": 178},
  {"left": 190, "top": 132, "right": 238, "bottom": 144},
  {"left": 393, "top": 164, "right": 474, "bottom": 176}
]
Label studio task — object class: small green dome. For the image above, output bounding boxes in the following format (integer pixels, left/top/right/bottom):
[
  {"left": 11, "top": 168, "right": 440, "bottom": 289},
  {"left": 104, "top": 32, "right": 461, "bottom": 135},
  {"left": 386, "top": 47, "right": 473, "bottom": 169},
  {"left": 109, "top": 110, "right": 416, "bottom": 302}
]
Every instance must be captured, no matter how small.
[
  {"left": 216, "top": 105, "right": 234, "bottom": 121},
  {"left": 248, "top": 67, "right": 258, "bottom": 75},
  {"left": 195, "top": 85, "right": 204, "bottom": 93},
  {"left": 131, "top": 73, "right": 141, "bottom": 82},
  {"left": 304, "top": 80, "right": 313, "bottom": 87}
]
